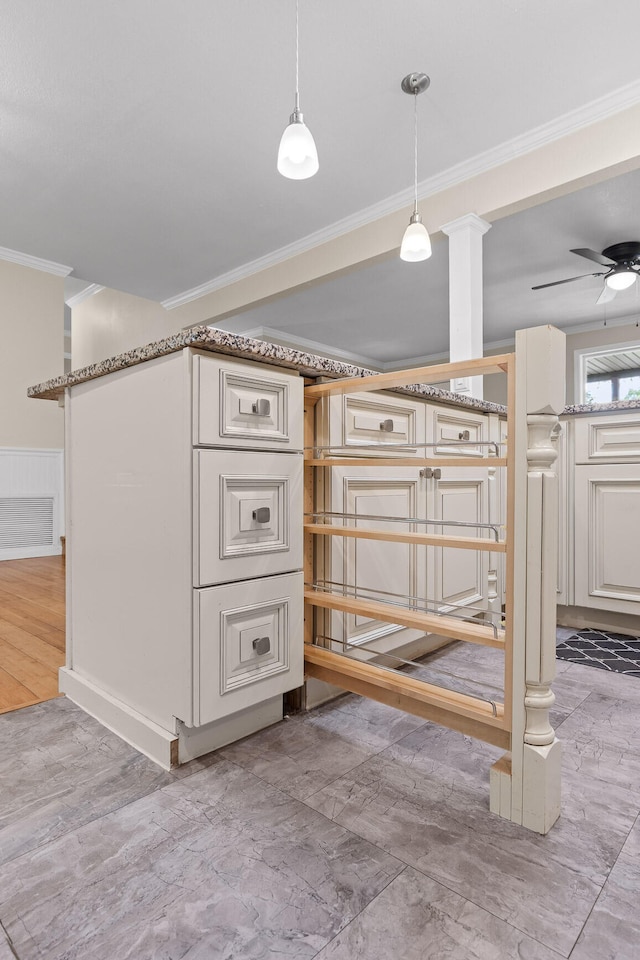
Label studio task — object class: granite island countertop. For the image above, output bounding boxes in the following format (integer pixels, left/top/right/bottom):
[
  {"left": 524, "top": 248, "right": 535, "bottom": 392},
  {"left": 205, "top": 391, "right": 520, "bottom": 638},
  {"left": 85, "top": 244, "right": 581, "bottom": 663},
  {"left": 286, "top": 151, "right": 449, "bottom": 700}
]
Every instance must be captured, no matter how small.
[
  {"left": 27, "top": 324, "right": 640, "bottom": 418},
  {"left": 28, "top": 325, "right": 508, "bottom": 414}
]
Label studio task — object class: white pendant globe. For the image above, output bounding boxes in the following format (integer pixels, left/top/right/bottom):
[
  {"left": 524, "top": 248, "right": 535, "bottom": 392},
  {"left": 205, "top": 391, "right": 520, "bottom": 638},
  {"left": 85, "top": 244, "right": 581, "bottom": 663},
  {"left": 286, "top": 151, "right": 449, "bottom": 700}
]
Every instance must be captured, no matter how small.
[
  {"left": 277, "top": 116, "right": 319, "bottom": 180},
  {"left": 606, "top": 269, "right": 637, "bottom": 291},
  {"left": 400, "top": 215, "right": 432, "bottom": 262}
]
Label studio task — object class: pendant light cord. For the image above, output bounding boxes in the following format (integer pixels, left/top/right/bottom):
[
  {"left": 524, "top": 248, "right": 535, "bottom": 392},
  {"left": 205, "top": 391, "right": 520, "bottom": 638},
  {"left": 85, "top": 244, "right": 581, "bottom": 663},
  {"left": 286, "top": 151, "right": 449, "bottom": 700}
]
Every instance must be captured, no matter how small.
[
  {"left": 413, "top": 90, "right": 419, "bottom": 216},
  {"left": 295, "top": 0, "right": 300, "bottom": 112}
]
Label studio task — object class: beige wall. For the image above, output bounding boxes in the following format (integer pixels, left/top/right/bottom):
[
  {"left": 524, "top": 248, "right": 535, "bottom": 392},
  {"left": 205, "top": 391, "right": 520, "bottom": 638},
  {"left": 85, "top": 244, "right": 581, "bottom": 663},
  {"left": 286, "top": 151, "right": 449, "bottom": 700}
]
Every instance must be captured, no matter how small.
[
  {"left": 72, "top": 287, "right": 176, "bottom": 369},
  {"left": 0, "top": 261, "right": 64, "bottom": 448}
]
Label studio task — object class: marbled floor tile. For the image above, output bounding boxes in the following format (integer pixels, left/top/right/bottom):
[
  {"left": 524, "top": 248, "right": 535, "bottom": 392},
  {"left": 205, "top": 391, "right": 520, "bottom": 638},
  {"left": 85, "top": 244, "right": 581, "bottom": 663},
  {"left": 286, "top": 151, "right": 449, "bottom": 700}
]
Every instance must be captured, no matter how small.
[
  {"left": 562, "top": 662, "right": 640, "bottom": 703},
  {"left": 303, "top": 751, "right": 604, "bottom": 955},
  {"left": 304, "top": 692, "right": 427, "bottom": 749},
  {"left": 554, "top": 691, "right": 640, "bottom": 755},
  {"left": 314, "top": 866, "right": 564, "bottom": 960},
  {"left": 570, "top": 853, "right": 640, "bottom": 960},
  {"left": 0, "top": 698, "right": 174, "bottom": 866},
  {"left": 620, "top": 814, "right": 640, "bottom": 859},
  {"left": 0, "top": 758, "right": 403, "bottom": 960},
  {"left": 219, "top": 717, "right": 373, "bottom": 801},
  {"left": 0, "top": 924, "right": 16, "bottom": 960}
]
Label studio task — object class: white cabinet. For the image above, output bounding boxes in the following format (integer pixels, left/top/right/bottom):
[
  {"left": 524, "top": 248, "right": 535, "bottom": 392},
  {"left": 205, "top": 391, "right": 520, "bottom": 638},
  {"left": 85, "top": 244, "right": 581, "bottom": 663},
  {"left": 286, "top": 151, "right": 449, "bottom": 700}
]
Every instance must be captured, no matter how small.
[
  {"left": 574, "top": 464, "right": 640, "bottom": 614},
  {"left": 317, "top": 392, "right": 496, "bottom": 651}
]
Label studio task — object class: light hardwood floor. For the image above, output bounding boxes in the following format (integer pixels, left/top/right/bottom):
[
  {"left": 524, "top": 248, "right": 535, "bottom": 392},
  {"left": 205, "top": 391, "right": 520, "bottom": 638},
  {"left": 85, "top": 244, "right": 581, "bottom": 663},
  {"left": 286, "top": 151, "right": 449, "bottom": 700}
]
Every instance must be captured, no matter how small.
[{"left": 0, "top": 555, "right": 65, "bottom": 714}]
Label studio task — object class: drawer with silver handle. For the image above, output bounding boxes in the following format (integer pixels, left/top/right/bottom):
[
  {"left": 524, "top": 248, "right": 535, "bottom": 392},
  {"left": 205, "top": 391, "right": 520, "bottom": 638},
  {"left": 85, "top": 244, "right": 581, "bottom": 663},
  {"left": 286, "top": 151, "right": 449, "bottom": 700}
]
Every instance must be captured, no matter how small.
[
  {"left": 194, "top": 571, "right": 303, "bottom": 725},
  {"left": 193, "top": 353, "right": 304, "bottom": 450},
  {"left": 194, "top": 449, "right": 303, "bottom": 586}
]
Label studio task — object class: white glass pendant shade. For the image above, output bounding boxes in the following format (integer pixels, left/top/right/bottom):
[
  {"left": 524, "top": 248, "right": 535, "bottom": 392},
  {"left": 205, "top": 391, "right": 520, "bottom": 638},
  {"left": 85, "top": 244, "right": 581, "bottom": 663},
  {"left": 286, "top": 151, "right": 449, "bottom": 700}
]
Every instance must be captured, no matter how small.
[
  {"left": 606, "top": 268, "right": 637, "bottom": 291},
  {"left": 277, "top": 112, "right": 319, "bottom": 180},
  {"left": 400, "top": 213, "right": 432, "bottom": 262}
]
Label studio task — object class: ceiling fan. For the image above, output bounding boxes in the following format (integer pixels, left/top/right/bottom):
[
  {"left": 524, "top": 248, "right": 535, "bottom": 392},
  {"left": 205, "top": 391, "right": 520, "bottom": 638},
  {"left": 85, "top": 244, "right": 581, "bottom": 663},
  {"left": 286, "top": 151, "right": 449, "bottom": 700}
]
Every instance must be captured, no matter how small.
[{"left": 532, "top": 241, "right": 640, "bottom": 304}]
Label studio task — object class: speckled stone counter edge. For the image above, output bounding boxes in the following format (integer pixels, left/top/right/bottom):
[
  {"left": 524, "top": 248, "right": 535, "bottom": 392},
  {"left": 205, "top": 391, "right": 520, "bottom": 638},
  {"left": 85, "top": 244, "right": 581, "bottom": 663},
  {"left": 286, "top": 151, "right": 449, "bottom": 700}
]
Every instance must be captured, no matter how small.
[
  {"left": 27, "top": 325, "right": 507, "bottom": 413},
  {"left": 27, "top": 324, "right": 640, "bottom": 416}
]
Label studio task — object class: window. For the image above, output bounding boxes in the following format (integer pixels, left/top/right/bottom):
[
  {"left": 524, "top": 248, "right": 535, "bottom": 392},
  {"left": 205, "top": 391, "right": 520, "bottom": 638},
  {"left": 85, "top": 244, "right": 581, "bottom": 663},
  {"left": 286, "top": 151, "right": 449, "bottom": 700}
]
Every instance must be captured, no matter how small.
[{"left": 576, "top": 342, "right": 640, "bottom": 404}]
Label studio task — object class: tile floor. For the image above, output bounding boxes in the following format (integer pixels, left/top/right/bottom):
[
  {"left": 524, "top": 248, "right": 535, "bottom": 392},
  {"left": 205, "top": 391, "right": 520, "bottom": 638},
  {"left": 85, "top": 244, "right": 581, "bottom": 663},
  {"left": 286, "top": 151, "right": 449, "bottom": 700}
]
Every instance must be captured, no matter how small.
[{"left": 1, "top": 643, "right": 639, "bottom": 959}]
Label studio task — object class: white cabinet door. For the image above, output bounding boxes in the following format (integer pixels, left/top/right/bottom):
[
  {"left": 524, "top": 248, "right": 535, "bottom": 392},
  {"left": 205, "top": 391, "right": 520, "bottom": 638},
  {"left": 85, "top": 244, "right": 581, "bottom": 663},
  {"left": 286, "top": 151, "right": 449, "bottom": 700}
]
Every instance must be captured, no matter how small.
[
  {"left": 327, "top": 467, "right": 426, "bottom": 650},
  {"left": 427, "top": 468, "right": 490, "bottom": 615},
  {"left": 574, "top": 464, "right": 640, "bottom": 614}
]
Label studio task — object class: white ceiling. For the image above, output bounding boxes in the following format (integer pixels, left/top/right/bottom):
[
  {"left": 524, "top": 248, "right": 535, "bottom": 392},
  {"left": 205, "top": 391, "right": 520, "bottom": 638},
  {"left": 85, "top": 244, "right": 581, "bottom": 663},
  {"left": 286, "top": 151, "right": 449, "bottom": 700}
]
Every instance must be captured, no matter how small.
[{"left": 3, "top": 1, "right": 640, "bottom": 356}]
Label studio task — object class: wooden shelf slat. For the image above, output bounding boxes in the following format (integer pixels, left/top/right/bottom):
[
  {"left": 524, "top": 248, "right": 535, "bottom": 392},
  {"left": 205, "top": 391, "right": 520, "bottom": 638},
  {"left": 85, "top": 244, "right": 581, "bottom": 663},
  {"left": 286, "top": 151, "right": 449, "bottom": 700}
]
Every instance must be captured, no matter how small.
[
  {"left": 304, "top": 523, "right": 506, "bottom": 553},
  {"left": 303, "top": 354, "right": 513, "bottom": 398},
  {"left": 305, "top": 456, "right": 507, "bottom": 468},
  {"left": 304, "top": 645, "right": 510, "bottom": 749},
  {"left": 304, "top": 589, "right": 505, "bottom": 649}
]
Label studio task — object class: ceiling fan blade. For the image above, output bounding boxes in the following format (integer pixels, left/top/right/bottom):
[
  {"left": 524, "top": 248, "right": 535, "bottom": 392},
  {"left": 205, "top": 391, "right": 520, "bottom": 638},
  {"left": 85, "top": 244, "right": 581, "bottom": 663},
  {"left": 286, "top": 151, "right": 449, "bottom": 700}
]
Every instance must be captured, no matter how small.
[
  {"left": 571, "top": 247, "right": 617, "bottom": 267},
  {"left": 596, "top": 284, "right": 617, "bottom": 305},
  {"left": 532, "top": 271, "right": 606, "bottom": 291}
]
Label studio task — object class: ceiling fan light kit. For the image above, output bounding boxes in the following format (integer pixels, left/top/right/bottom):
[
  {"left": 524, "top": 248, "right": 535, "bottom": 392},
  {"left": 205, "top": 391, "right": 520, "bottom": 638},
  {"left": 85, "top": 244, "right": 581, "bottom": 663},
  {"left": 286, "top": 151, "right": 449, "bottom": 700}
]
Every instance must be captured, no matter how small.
[
  {"left": 400, "top": 72, "right": 432, "bottom": 263},
  {"left": 532, "top": 240, "right": 640, "bottom": 302},
  {"left": 278, "top": 0, "right": 319, "bottom": 180}
]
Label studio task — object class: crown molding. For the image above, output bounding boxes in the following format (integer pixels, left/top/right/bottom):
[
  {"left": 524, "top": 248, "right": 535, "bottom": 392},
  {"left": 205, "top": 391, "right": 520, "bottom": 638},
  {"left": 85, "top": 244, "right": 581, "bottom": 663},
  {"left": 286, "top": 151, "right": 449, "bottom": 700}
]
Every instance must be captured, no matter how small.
[
  {"left": 0, "top": 245, "right": 73, "bottom": 277},
  {"left": 65, "top": 283, "right": 105, "bottom": 308},
  {"left": 162, "top": 79, "right": 640, "bottom": 311}
]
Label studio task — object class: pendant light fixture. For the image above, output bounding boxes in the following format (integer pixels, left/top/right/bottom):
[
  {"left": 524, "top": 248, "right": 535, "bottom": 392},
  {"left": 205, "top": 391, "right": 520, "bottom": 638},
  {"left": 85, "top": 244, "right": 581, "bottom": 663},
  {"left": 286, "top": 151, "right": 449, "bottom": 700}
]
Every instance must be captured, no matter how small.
[
  {"left": 277, "top": 0, "right": 318, "bottom": 180},
  {"left": 400, "top": 72, "right": 431, "bottom": 262}
]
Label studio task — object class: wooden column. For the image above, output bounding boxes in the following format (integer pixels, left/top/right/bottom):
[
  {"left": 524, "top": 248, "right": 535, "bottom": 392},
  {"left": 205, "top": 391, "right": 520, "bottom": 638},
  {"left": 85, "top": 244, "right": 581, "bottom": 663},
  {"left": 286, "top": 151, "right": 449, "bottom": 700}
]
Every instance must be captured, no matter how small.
[{"left": 490, "top": 324, "right": 566, "bottom": 834}]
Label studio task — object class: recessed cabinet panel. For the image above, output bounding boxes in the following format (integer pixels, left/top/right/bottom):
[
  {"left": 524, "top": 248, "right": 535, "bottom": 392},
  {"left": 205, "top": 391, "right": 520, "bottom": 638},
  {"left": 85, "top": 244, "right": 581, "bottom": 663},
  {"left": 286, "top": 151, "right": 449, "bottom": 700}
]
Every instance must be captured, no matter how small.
[
  {"left": 329, "top": 468, "right": 426, "bottom": 646},
  {"left": 430, "top": 473, "right": 488, "bottom": 612},
  {"left": 324, "top": 392, "right": 425, "bottom": 456},
  {"left": 574, "top": 414, "right": 640, "bottom": 464},
  {"left": 193, "top": 353, "right": 303, "bottom": 450},
  {"left": 574, "top": 465, "right": 640, "bottom": 613},
  {"left": 195, "top": 572, "right": 303, "bottom": 725},
  {"left": 430, "top": 407, "right": 487, "bottom": 457},
  {"left": 195, "top": 449, "right": 303, "bottom": 585}
]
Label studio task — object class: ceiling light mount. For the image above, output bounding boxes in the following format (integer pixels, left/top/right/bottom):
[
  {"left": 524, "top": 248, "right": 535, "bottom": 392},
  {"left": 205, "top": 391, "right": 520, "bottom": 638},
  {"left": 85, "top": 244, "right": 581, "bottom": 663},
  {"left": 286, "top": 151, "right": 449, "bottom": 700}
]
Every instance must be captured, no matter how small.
[
  {"left": 399, "top": 72, "right": 432, "bottom": 263},
  {"left": 401, "top": 72, "right": 430, "bottom": 96}
]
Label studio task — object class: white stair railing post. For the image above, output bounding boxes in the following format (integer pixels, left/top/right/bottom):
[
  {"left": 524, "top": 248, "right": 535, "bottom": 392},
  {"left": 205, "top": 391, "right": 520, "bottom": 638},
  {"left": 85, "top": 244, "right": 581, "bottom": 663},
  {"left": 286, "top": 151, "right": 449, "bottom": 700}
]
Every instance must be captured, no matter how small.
[{"left": 491, "top": 324, "right": 565, "bottom": 834}]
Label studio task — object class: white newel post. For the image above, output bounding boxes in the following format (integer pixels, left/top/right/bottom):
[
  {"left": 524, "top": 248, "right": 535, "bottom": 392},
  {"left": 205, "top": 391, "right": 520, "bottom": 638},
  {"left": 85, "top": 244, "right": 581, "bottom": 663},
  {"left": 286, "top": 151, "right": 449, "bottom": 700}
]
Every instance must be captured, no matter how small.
[
  {"left": 490, "top": 324, "right": 566, "bottom": 834},
  {"left": 441, "top": 213, "right": 491, "bottom": 400}
]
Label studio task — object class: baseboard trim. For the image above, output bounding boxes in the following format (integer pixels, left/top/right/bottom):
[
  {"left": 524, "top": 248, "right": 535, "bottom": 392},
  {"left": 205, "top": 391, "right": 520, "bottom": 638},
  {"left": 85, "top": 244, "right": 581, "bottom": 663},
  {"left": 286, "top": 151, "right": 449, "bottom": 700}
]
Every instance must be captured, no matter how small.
[
  {"left": 557, "top": 605, "right": 640, "bottom": 638},
  {"left": 59, "top": 668, "right": 178, "bottom": 769},
  {"left": 177, "top": 697, "right": 283, "bottom": 763}
]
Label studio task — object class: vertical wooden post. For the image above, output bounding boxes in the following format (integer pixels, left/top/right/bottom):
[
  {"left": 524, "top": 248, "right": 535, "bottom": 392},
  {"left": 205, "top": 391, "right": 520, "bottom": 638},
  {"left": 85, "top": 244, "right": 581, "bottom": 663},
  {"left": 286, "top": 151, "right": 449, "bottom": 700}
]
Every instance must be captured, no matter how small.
[
  {"left": 490, "top": 325, "right": 565, "bottom": 834},
  {"left": 303, "top": 396, "right": 318, "bottom": 648}
]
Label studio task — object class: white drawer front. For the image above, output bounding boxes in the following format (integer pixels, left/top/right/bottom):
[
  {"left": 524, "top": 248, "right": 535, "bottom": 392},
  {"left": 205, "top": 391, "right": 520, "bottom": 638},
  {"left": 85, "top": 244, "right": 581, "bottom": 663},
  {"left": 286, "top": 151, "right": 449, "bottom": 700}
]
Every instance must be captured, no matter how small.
[
  {"left": 195, "top": 450, "right": 303, "bottom": 586},
  {"left": 429, "top": 407, "right": 488, "bottom": 457},
  {"left": 574, "top": 414, "right": 640, "bottom": 463},
  {"left": 195, "top": 572, "right": 303, "bottom": 725},
  {"left": 193, "top": 353, "right": 303, "bottom": 450},
  {"left": 325, "top": 392, "right": 425, "bottom": 456}
]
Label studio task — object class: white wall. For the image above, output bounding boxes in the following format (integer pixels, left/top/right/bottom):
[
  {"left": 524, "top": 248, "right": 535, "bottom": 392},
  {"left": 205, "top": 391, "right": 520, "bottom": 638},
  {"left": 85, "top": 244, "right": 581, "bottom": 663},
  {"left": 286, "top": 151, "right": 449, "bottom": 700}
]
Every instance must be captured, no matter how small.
[
  {"left": 72, "top": 286, "right": 176, "bottom": 368},
  {"left": 0, "top": 261, "right": 64, "bottom": 449}
]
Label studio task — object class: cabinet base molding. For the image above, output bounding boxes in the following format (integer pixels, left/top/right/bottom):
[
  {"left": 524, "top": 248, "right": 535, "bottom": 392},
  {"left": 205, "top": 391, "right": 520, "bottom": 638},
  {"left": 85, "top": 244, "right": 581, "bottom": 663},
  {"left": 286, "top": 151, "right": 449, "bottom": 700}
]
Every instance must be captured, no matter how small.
[
  {"left": 59, "top": 668, "right": 179, "bottom": 769},
  {"left": 60, "top": 668, "right": 283, "bottom": 770},
  {"left": 557, "top": 605, "right": 640, "bottom": 639}
]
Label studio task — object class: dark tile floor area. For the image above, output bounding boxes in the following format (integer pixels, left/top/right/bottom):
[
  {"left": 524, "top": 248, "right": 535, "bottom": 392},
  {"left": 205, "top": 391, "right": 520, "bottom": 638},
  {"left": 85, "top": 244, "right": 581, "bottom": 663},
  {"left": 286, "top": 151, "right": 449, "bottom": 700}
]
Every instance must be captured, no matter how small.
[{"left": 1, "top": 640, "right": 639, "bottom": 960}]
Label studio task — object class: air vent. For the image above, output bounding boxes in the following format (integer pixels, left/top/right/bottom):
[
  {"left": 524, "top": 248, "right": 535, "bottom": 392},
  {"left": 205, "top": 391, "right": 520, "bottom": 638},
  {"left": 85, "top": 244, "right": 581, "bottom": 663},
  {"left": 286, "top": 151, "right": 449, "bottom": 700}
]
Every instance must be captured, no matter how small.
[{"left": 0, "top": 497, "right": 54, "bottom": 549}]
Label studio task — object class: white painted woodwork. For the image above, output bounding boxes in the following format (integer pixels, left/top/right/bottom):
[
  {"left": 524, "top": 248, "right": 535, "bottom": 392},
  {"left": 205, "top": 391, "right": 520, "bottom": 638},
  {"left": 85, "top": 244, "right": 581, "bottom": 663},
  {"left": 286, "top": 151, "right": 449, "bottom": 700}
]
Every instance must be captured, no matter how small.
[
  {"left": 429, "top": 405, "right": 488, "bottom": 458},
  {"left": 574, "top": 412, "right": 640, "bottom": 463},
  {"left": 491, "top": 324, "right": 565, "bottom": 835},
  {"left": 67, "top": 353, "right": 194, "bottom": 730},
  {"left": 325, "top": 391, "right": 426, "bottom": 456},
  {"left": 193, "top": 352, "right": 303, "bottom": 450},
  {"left": 64, "top": 347, "right": 305, "bottom": 766},
  {"left": 328, "top": 467, "right": 427, "bottom": 648},
  {"left": 195, "top": 449, "right": 303, "bottom": 585},
  {"left": 574, "top": 464, "right": 640, "bottom": 613},
  {"left": 441, "top": 213, "right": 491, "bottom": 400},
  {"left": 555, "top": 421, "right": 570, "bottom": 606},
  {"left": 428, "top": 470, "right": 489, "bottom": 614},
  {"left": 0, "top": 447, "right": 64, "bottom": 560},
  {"left": 195, "top": 572, "right": 303, "bottom": 726}
]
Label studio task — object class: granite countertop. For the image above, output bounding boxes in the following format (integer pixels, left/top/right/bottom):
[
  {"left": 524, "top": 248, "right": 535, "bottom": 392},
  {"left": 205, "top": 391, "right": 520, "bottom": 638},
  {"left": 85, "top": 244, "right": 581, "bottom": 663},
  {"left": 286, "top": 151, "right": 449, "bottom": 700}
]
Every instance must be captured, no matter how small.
[
  {"left": 28, "top": 324, "right": 640, "bottom": 417},
  {"left": 27, "top": 325, "right": 508, "bottom": 414}
]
